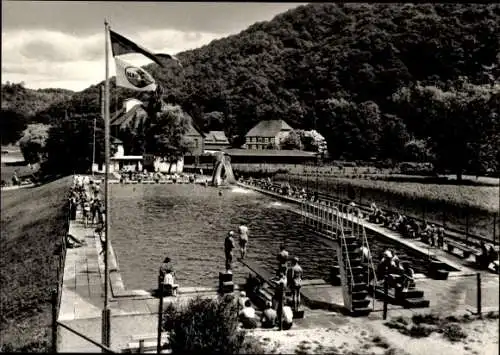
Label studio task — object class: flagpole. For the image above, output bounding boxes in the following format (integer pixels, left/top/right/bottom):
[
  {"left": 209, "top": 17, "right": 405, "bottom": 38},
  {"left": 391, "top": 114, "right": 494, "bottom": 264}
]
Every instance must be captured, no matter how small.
[
  {"left": 92, "top": 89, "right": 99, "bottom": 177},
  {"left": 102, "top": 19, "right": 111, "bottom": 349}
]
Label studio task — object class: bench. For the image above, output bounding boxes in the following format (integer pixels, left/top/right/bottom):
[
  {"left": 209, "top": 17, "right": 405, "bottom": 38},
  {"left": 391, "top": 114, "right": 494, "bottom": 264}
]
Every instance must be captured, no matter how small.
[{"left": 445, "top": 240, "right": 478, "bottom": 259}]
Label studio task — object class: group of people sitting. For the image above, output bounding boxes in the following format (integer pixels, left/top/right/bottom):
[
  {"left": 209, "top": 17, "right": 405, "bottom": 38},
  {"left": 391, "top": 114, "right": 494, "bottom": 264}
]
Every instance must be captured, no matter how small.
[
  {"left": 238, "top": 243, "right": 303, "bottom": 330},
  {"left": 376, "top": 249, "right": 416, "bottom": 293},
  {"left": 243, "top": 177, "right": 316, "bottom": 201},
  {"left": 479, "top": 241, "right": 499, "bottom": 270},
  {"left": 237, "top": 293, "right": 295, "bottom": 331},
  {"left": 369, "top": 203, "right": 446, "bottom": 247},
  {"left": 118, "top": 170, "right": 198, "bottom": 184}
]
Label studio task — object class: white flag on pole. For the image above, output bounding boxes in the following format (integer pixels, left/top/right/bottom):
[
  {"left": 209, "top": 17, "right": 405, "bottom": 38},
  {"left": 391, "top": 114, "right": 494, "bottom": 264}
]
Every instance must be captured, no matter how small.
[{"left": 114, "top": 56, "right": 157, "bottom": 91}]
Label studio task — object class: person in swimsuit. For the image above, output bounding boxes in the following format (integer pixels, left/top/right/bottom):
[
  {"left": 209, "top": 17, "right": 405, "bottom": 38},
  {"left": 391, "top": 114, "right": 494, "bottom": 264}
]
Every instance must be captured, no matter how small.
[
  {"left": 224, "top": 231, "right": 235, "bottom": 273},
  {"left": 238, "top": 225, "right": 249, "bottom": 260},
  {"left": 276, "top": 244, "right": 289, "bottom": 277}
]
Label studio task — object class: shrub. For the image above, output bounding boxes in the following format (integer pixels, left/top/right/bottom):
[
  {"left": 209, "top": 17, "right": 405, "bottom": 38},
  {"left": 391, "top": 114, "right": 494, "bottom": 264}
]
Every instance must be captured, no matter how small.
[
  {"left": 443, "top": 323, "right": 467, "bottom": 342},
  {"left": 412, "top": 313, "right": 440, "bottom": 325},
  {"left": 162, "top": 295, "right": 264, "bottom": 355},
  {"left": 408, "top": 324, "right": 434, "bottom": 338}
]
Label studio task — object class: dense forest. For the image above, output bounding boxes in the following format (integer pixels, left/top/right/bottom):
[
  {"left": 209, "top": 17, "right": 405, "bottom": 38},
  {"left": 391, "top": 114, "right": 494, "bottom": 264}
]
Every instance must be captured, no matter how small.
[
  {"left": 5, "top": 3, "right": 500, "bottom": 176},
  {"left": 1, "top": 82, "right": 73, "bottom": 120},
  {"left": 1, "top": 82, "right": 73, "bottom": 145}
]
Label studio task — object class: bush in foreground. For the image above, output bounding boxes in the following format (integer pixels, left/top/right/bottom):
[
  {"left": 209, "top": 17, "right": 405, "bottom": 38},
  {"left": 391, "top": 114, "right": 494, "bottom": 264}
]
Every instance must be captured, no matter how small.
[{"left": 162, "top": 295, "right": 264, "bottom": 354}]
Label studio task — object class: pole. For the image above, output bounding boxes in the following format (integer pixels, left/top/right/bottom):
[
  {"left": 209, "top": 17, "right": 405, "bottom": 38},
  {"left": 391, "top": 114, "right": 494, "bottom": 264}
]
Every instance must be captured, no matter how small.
[
  {"left": 383, "top": 276, "right": 388, "bottom": 320},
  {"left": 477, "top": 273, "right": 482, "bottom": 317},
  {"left": 93, "top": 88, "right": 100, "bottom": 177},
  {"left": 465, "top": 210, "right": 469, "bottom": 243},
  {"left": 157, "top": 274, "right": 164, "bottom": 353},
  {"left": 102, "top": 19, "right": 111, "bottom": 349},
  {"left": 493, "top": 214, "right": 497, "bottom": 244},
  {"left": 51, "top": 289, "right": 58, "bottom": 353}
]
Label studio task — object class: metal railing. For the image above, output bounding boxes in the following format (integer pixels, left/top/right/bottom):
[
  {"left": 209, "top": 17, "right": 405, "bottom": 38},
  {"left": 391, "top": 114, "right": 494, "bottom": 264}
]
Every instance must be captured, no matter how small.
[
  {"left": 275, "top": 173, "right": 499, "bottom": 246},
  {"left": 57, "top": 321, "right": 116, "bottom": 353},
  {"left": 337, "top": 208, "right": 355, "bottom": 312}
]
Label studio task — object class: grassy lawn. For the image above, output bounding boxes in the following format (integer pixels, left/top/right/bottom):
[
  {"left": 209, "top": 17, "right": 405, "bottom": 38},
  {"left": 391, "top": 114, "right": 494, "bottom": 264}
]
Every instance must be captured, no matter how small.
[
  {"left": 275, "top": 174, "right": 500, "bottom": 241},
  {"left": 330, "top": 177, "right": 498, "bottom": 212},
  {"left": 0, "top": 176, "right": 71, "bottom": 351}
]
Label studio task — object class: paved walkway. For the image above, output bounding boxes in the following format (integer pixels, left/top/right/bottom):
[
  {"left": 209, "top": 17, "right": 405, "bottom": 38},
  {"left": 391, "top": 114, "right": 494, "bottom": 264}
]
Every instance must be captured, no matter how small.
[{"left": 57, "top": 180, "right": 218, "bottom": 352}]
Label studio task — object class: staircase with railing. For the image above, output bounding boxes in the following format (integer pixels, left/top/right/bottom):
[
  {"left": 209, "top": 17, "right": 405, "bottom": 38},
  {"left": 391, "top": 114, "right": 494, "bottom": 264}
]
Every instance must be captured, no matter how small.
[{"left": 301, "top": 199, "right": 373, "bottom": 316}]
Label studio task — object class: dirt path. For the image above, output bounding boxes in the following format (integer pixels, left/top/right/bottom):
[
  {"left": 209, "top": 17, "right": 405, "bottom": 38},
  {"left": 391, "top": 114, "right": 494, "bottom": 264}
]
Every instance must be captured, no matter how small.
[{"left": 250, "top": 316, "right": 498, "bottom": 355}]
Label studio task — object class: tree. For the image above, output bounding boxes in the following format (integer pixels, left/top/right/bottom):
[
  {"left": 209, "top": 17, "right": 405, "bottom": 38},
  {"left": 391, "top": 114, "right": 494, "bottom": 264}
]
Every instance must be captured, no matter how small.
[
  {"left": 296, "top": 129, "right": 328, "bottom": 153},
  {"left": 393, "top": 79, "right": 500, "bottom": 180},
  {"left": 403, "top": 139, "right": 434, "bottom": 163},
  {"left": 378, "top": 114, "right": 410, "bottom": 161},
  {"left": 202, "top": 111, "right": 225, "bottom": 132},
  {"left": 43, "top": 113, "right": 116, "bottom": 174},
  {"left": 146, "top": 104, "right": 191, "bottom": 172},
  {"left": 19, "top": 124, "right": 49, "bottom": 164},
  {"left": 280, "top": 130, "right": 303, "bottom": 150},
  {"left": 0, "top": 109, "right": 27, "bottom": 145}
]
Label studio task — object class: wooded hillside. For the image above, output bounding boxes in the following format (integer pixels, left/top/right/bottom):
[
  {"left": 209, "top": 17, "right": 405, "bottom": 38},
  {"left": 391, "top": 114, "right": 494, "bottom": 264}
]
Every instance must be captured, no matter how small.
[
  {"left": 1, "top": 82, "right": 73, "bottom": 122},
  {"left": 8, "top": 4, "right": 500, "bottom": 175}
]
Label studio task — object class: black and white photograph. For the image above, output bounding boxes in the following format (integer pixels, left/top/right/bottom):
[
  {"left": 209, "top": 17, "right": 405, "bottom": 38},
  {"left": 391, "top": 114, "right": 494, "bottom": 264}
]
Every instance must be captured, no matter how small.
[{"left": 1, "top": 1, "right": 499, "bottom": 354}]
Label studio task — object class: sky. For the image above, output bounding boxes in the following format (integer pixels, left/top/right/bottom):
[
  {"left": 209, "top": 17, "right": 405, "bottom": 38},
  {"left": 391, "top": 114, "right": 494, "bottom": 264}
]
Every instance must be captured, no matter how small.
[{"left": 2, "top": 1, "right": 304, "bottom": 91}]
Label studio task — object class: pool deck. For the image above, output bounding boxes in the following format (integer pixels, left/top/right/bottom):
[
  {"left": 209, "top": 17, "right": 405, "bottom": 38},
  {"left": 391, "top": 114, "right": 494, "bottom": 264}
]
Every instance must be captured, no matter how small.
[
  {"left": 57, "top": 207, "right": 220, "bottom": 352},
  {"left": 58, "top": 179, "right": 498, "bottom": 352}
]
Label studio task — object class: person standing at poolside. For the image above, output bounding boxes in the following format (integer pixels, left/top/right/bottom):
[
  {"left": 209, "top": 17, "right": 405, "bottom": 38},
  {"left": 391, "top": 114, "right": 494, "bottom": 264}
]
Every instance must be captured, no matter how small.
[
  {"left": 289, "top": 257, "right": 303, "bottom": 312},
  {"left": 224, "top": 231, "right": 235, "bottom": 273},
  {"left": 276, "top": 244, "right": 289, "bottom": 277},
  {"left": 238, "top": 224, "right": 249, "bottom": 260}
]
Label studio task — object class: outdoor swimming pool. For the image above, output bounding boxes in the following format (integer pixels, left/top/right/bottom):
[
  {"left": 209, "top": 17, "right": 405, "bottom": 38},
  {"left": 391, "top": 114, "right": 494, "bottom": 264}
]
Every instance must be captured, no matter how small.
[{"left": 110, "top": 184, "right": 434, "bottom": 291}]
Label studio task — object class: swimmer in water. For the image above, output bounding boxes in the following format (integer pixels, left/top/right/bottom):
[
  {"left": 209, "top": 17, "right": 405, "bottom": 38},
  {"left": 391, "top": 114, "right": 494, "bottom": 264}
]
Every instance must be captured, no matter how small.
[{"left": 219, "top": 190, "right": 223, "bottom": 196}]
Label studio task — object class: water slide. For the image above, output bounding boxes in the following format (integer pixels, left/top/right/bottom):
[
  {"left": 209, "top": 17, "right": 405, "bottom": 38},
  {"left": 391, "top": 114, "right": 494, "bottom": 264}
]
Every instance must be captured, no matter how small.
[{"left": 211, "top": 153, "right": 236, "bottom": 186}]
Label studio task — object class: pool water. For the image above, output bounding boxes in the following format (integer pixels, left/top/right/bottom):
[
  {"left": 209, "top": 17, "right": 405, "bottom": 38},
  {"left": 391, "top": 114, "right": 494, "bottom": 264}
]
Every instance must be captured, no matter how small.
[{"left": 109, "top": 184, "right": 430, "bottom": 291}]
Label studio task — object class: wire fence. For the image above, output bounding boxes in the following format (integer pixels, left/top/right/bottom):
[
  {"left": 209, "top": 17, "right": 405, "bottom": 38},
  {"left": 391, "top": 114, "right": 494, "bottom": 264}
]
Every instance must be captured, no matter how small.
[{"left": 268, "top": 170, "right": 498, "bottom": 246}]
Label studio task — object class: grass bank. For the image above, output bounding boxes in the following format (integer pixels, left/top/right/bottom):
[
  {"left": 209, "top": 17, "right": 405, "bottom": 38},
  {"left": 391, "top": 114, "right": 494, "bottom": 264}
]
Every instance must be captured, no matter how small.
[
  {"left": 0, "top": 176, "right": 71, "bottom": 351},
  {"left": 274, "top": 174, "right": 499, "bottom": 242}
]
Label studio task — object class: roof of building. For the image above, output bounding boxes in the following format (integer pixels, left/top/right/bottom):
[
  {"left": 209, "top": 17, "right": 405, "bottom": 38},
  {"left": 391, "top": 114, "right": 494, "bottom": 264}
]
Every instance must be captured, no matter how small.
[
  {"left": 222, "top": 148, "right": 317, "bottom": 158},
  {"left": 185, "top": 121, "right": 206, "bottom": 138},
  {"left": 110, "top": 104, "right": 147, "bottom": 128},
  {"left": 110, "top": 137, "right": 123, "bottom": 144},
  {"left": 205, "top": 131, "right": 230, "bottom": 144},
  {"left": 245, "top": 120, "right": 293, "bottom": 137}
]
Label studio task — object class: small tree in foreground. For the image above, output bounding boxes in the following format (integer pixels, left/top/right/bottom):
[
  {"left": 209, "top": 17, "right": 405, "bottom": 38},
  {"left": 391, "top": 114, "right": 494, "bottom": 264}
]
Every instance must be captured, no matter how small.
[{"left": 163, "top": 295, "right": 263, "bottom": 355}]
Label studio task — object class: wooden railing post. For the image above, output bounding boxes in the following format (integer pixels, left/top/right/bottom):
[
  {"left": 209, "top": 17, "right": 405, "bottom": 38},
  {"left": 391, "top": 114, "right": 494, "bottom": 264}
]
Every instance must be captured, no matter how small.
[
  {"left": 465, "top": 210, "right": 470, "bottom": 243},
  {"left": 383, "top": 276, "right": 388, "bottom": 321},
  {"left": 101, "top": 309, "right": 110, "bottom": 352},
  {"left": 51, "top": 289, "right": 58, "bottom": 353},
  {"left": 157, "top": 274, "right": 164, "bottom": 353},
  {"left": 477, "top": 273, "right": 482, "bottom": 317},
  {"left": 493, "top": 214, "right": 497, "bottom": 244}
]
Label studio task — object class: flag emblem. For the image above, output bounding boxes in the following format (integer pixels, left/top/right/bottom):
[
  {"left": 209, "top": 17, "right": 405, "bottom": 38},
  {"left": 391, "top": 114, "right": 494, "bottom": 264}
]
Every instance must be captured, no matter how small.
[
  {"left": 125, "top": 65, "right": 155, "bottom": 88},
  {"left": 114, "top": 56, "right": 157, "bottom": 91}
]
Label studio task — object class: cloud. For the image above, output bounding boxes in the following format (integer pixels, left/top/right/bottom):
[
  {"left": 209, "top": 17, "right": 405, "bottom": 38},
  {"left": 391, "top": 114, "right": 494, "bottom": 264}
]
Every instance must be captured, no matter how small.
[
  {"left": 1, "top": 28, "right": 221, "bottom": 91},
  {"left": 2, "top": 2, "right": 304, "bottom": 35}
]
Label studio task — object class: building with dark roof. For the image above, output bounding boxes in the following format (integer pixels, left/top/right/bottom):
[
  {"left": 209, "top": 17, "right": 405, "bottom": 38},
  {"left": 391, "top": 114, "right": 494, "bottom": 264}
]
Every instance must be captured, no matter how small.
[
  {"left": 184, "top": 122, "right": 205, "bottom": 156},
  {"left": 244, "top": 120, "right": 293, "bottom": 150},
  {"left": 204, "top": 131, "right": 231, "bottom": 152}
]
